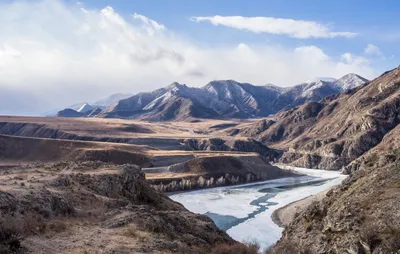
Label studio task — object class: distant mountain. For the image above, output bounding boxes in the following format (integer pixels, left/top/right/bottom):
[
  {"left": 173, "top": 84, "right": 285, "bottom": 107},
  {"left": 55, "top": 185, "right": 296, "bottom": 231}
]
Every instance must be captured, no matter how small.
[
  {"left": 332, "top": 73, "right": 369, "bottom": 90},
  {"left": 77, "top": 103, "right": 95, "bottom": 113},
  {"left": 56, "top": 108, "right": 84, "bottom": 118},
  {"left": 56, "top": 105, "right": 104, "bottom": 118},
  {"left": 45, "top": 93, "right": 132, "bottom": 117},
  {"left": 86, "top": 107, "right": 103, "bottom": 117},
  {"left": 57, "top": 73, "right": 369, "bottom": 121}
]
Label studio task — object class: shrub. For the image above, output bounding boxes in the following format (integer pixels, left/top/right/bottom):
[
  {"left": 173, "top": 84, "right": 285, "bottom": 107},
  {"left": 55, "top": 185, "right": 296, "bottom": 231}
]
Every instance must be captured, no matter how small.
[
  {"left": 123, "top": 225, "right": 148, "bottom": 242},
  {"left": 264, "top": 242, "right": 310, "bottom": 254},
  {"left": 123, "top": 226, "right": 138, "bottom": 238},
  {"left": 23, "top": 213, "right": 47, "bottom": 234},
  {"left": 48, "top": 220, "right": 67, "bottom": 233},
  {"left": 0, "top": 215, "right": 24, "bottom": 253},
  {"left": 212, "top": 241, "right": 260, "bottom": 254}
]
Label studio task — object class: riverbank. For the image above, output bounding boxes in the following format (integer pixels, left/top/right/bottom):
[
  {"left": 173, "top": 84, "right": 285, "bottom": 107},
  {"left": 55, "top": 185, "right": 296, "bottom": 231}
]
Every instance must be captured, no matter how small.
[{"left": 271, "top": 189, "right": 330, "bottom": 227}]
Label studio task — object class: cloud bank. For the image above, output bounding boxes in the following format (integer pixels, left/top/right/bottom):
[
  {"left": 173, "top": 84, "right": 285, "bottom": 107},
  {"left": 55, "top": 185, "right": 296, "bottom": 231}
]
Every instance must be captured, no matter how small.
[
  {"left": 191, "top": 15, "right": 357, "bottom": 39},
  {"left": 0, "top": 0, "right": 376, "bottom": 115}
]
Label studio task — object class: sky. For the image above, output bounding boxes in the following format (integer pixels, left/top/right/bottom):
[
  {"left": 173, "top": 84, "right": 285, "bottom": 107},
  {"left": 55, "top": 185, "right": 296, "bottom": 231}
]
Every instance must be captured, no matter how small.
[{"left": 0, "top": 0, "right": 399, "bottom": 115}]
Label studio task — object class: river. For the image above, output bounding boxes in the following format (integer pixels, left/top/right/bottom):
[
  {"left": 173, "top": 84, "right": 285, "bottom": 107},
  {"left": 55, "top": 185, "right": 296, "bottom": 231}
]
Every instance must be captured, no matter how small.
[{"left": 170, "top": 166, "right": 347, "bottom": 250}]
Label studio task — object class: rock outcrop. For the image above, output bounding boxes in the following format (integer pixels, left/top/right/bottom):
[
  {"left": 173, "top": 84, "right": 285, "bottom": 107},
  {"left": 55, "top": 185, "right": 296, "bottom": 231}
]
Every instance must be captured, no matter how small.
[{"left": 0, "top": 163, "right": 235, "bottom": 253}]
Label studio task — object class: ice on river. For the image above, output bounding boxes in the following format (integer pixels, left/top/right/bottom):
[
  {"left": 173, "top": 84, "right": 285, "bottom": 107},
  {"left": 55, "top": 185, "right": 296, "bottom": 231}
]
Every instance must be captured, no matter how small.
[{"left": 170, "top": 166, "right": 347, "bottom": 250}]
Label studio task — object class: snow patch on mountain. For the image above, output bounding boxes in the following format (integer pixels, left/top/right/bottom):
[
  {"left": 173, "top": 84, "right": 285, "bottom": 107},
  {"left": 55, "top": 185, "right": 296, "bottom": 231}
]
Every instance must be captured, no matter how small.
[
  {"left": 304, "top": 77, "right": 337, "bottom": 83},
  {"left": 333, "top": 73, "right": 369, "bottom": 90},
  {"left": 77, "top": 103, "right": 94, "bottom": 113}
]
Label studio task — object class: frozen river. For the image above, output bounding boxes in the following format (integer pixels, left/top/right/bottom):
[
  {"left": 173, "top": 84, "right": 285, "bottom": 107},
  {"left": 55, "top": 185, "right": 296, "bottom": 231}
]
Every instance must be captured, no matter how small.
[{"left": 170, "top": 166, "right": 347, "bottom": 250}]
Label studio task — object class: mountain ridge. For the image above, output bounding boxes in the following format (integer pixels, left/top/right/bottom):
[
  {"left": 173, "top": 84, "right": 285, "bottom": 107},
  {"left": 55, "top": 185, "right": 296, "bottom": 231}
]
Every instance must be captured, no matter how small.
[
  {"left": 57, "top": 73, "right": 368, "bottom": 121},
  {"left": 229, "top": 67, "right": 399, "bottom": 172}
]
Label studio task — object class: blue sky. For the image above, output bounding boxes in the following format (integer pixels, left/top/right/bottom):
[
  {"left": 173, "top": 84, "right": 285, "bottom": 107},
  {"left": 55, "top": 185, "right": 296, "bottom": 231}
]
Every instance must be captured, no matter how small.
[
  {"left": 78, "top": 0, "right": 400, "bottom": 66},
  {"left": 0, "top": 0, "right": 399, "bottom": 114}
]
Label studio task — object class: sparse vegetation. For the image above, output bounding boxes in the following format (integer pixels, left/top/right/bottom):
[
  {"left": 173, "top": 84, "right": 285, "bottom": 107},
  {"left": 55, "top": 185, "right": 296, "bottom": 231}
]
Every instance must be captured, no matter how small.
[
  {"left": 0, "top": 215, "right": 24, "bottom": 253},
  {"left": 0, "top": 212, "right": 70, "bottom": 253},
  {"left": 264, "top": 242, "right": 309, "bottom": 254},
  {"left": 48, "top": 220, "right": 67, "bottom": 233},
  {"left": 211, "top": 241, "right": 260, "bottom": 254},
  {"left": 122, "top": 225, "right": 149, "bottom": 242}
]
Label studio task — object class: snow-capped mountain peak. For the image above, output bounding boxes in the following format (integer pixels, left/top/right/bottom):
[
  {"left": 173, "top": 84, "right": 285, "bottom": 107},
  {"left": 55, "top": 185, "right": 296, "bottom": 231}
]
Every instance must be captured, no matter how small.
[
  {"left": 77, "top": 103, "right": 94, "bottom": 113},
  {"left": 333, "top": 73, "right": 369, "bottom": 90}
]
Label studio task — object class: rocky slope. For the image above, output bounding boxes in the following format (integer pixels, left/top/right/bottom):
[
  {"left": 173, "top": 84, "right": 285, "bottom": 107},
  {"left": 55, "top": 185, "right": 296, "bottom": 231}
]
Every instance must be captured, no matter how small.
[
  {"left": 234, "top": 67, "right": 400, "bottom": 170},
  {"left": 270, "top": 125, "right": 400, "bottom": 254},
  {"left": 57, "top": 74, "right": 367, "bottom": 121},
  {"left": 260, "top": 67, "right": 400, "bottom": 253},
  {"left": 0, "top": 163, "right": 236, "bottom": 253}
]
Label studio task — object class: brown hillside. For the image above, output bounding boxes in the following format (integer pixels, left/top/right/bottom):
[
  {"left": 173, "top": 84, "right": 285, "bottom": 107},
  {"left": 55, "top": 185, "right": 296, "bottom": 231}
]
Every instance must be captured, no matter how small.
[
  {"left": 0, "top": 135, "right": 151, "bottom": 166},
  {"left": 237, "top": 67, "right": 400, "bottom": 170}
]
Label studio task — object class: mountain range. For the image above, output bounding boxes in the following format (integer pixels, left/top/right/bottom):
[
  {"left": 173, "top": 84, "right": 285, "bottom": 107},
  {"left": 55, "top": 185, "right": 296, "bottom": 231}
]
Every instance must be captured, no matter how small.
[{"left": 57, "top": 73, "right": 368, "bottom": 120}]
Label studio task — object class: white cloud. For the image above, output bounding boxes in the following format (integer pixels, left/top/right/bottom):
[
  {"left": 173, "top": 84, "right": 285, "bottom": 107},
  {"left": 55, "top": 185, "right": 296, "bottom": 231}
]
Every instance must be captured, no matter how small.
[
  {"left": 341, "top": 53, "right": 354, "bottom": 63},
  {"left": 133, "top": 12, "right": 165, "bottom": 35},
  {"left": 341, "top": 53, "right": 369, "bottom": 65},
  {"left": 364, "top": 44, "right": 383, "bottom": 56},
  {"left": 191, "top": 16, "right": 357, "bottom": 39},
  {"left": 0, "top": 0, "right": 375, "bottom": 115}
]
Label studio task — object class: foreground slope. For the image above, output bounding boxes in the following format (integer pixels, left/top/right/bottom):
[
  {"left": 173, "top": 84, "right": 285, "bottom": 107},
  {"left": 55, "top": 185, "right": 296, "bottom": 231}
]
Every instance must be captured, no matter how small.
[{"left": 0, "top": 163, "right": 235, "bottom": 253}]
